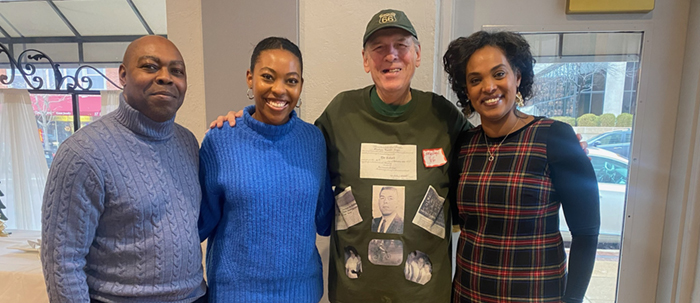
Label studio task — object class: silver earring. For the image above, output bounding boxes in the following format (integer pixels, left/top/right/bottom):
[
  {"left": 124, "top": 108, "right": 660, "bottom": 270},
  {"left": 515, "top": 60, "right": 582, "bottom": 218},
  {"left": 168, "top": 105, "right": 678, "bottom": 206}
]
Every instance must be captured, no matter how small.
[
  {"left": 295, "top": 99, "right": 302, "bottom": 109},
  {"left": 246, "top": 88, "right": 254, "bottom": 100}
]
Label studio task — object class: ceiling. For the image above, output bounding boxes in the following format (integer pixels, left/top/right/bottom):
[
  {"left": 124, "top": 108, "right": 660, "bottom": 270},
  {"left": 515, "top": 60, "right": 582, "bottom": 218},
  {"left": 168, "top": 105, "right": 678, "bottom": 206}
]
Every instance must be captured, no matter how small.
[{"left": 0, "top": 0, "right": 166, "bottom": 64}]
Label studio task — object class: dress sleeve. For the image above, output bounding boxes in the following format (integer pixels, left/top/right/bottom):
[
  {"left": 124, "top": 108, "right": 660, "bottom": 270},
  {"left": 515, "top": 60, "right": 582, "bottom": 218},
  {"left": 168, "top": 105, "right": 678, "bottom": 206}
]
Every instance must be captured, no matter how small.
[
  {"left": 547, "top": 121, "right": 600, "bottom": 303},
  {"left": 449, "top": 130, "right": 470, "bottom": 227},
  {"left": 41, "top": 147, "right": 104, "bottom": 303},
  {"left": 198, "top": 134, "right": 224, "bottom": 241},
  {"left": 315, "top": 169, "right": 335, "bottom": 236},
  {"left": 314, "top": 108, "right": 338, "bottom": 236}
]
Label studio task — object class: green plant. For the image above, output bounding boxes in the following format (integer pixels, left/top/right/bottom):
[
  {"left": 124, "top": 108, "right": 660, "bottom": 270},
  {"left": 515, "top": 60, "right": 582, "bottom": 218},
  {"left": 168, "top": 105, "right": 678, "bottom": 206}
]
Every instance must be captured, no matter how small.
[
  {"left": 617, "top": 113, "right": 633, "bottom": 127},
  {"left": 550, "top": 116, "right": 576, "bottom": 126},
  {"left": 577, "top": 113, "right": 600, "bottom": 127},
  {"left": 599, "top": 113, "right": 616, "bottom": 127}
]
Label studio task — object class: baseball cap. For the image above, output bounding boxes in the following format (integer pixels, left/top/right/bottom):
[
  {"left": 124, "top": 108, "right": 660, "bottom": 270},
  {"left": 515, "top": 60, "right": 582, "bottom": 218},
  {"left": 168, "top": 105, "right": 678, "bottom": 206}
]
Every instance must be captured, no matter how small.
[{"left": 363, "top": 9, "right": 418, "bottom": 46}]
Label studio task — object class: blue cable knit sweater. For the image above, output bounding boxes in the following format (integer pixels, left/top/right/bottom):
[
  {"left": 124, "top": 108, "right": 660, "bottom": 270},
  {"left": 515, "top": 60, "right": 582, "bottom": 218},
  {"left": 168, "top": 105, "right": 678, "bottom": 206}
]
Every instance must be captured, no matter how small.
[
  {"left": 41, "top": 94, "right": 206, "bottom": 303},
  {"left": 198, "top": 105, "right": 334, "bottom": 303}
]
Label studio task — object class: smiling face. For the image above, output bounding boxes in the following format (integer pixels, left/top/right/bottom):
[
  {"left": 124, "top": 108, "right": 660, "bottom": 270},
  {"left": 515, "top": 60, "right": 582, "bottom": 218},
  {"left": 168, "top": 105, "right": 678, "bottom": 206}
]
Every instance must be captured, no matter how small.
[
  {"left": 363, "top": 28, "right": 421, "bottom": 99},
  {"left": 247, "top": 49, "right": 303, "bottom": 126},
  {"left": 119, "top": 36, "right": 186, "bottom": 122},
  {"left": 464, "top": 45, "right": 521, "bottom": 125}
]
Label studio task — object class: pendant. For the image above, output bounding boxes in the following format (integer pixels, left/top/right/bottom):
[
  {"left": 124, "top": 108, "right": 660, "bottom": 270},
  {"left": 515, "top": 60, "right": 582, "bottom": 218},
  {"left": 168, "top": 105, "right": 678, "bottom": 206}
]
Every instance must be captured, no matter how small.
[{"left": 488, "top": 155, "right": 494, "bottom": 162}]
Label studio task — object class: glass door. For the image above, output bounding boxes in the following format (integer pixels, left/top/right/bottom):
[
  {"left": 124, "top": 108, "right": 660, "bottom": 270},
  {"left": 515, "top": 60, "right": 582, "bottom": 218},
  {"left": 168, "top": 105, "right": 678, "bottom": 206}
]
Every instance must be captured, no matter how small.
[{"left": 520, "top": 31, "right": 643, "bottom": 303}]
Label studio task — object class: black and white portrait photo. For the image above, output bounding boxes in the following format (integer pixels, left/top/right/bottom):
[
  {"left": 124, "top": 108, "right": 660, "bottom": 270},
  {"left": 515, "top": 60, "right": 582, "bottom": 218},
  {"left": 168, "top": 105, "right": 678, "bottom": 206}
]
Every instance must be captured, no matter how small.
[{"left": 370, "top": 185, "right": 405, "bottom": 234}]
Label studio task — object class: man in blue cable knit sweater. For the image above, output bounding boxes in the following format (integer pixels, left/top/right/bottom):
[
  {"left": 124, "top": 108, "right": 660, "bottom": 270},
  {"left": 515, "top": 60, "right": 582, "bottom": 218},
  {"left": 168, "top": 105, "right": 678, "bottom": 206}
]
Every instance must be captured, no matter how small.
[{"left": 41, "top": 36, "right": 207, "bottom": 303}]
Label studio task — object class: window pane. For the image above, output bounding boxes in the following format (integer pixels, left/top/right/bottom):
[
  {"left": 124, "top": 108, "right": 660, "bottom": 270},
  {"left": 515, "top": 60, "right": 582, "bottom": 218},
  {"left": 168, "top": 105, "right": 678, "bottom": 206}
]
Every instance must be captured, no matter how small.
[
  {"left": 13, "top": 43, "right": 79, "bottom": 63},
  {"left": 0, "top": 2, "right": 74, "bottom": 37},
  {"left": 83, "top": 43, "right": 130, "bottom": 63},
  {"left": 591, "top": 92, "right": 605, "bottom": 115},
  {"left": 78, "top": 95, "right": 102, "bottom": 128},
  {"left": 523, "top": 31, "right": 642, "bottom": 303},
  {"left": 32, "top": 94, "right": 74, "bottom": 168},
  {"left": 54, "top": 1, "right": 148, "bottom": 36}
]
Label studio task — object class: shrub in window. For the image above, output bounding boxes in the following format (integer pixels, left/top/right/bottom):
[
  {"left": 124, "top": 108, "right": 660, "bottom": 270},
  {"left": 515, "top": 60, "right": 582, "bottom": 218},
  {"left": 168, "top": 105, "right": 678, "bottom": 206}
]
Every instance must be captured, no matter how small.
[
  {"left": 550, "top": 116, "right": 576, "bottom": 126},
  {"left": 617, "top": 113, "right": 633, "bottom": 127},
  {"left": 599, "top": 113, "right": 616, "bottom": 127},
  {"left": 577, "top": 113, "right": 600, "bottom": 127}
]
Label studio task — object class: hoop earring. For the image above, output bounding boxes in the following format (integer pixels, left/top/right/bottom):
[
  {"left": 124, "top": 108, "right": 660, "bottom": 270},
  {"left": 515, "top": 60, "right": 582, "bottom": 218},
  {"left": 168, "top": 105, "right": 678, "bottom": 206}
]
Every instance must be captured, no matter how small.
[
  {"left": 246, "top": 88, "right": 254, "bottom": 100},
  {"left": 515, "top": 92, "right": 524, "bottom": 107},
  {"left": 295, "top": 99, "right": 302, "bottom": 109}
]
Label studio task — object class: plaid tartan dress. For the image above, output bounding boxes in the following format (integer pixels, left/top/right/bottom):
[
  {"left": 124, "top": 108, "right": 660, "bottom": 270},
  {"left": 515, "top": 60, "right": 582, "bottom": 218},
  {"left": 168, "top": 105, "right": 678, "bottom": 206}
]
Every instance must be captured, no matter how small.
[{"left": 454, "top": 119, "right": 567, "bottom": 303}]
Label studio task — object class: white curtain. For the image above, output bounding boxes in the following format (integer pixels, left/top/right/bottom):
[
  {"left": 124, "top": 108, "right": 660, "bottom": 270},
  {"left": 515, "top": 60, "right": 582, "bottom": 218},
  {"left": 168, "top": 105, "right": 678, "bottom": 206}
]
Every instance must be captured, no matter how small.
[
  {"left": 0, "top": 89, "right": 47, "bottom": 230},
  {"left": 100, "top": 90, "right": 121, "bottom": 116}
]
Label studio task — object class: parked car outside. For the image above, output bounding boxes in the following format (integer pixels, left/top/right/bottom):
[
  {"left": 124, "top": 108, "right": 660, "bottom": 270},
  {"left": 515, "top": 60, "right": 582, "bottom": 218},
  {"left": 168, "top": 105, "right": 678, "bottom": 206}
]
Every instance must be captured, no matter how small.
[
  {"left": 586, "top": 129, "right": 631, "bottom": 158},
  {"left": 559, "top": 148, "right": 628, "bottom": 248}
]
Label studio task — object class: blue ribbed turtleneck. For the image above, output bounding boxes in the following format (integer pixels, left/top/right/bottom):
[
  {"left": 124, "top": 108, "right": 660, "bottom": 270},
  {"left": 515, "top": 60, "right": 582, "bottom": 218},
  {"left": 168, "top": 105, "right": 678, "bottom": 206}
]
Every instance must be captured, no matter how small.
[
  {"left": 113, "top": 93, "right": 175, "bottom": 140},
  {"left": 198, "top": 105, "right": 334, "bottom": 303},
  {"left": 242, "top": 104, "right": 297, "bottom": 138}
]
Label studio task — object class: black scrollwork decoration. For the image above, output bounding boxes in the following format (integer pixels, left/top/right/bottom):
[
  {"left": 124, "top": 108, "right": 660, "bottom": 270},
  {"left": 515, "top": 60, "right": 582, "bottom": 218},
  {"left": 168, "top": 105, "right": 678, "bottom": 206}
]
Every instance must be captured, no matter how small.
[
  {"left": 0, "top": 43, "right": 19, "bottom": 87},
  {"left": 0, "top": 42, "right": 122, "bottom": 91}
]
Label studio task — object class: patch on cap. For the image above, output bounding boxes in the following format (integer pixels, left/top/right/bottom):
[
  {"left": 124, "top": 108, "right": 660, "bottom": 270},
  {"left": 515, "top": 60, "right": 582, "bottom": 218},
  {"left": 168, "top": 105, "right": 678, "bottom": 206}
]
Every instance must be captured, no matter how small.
[{"left": 378, "top": 12, "right": 397, "bottom": 24}]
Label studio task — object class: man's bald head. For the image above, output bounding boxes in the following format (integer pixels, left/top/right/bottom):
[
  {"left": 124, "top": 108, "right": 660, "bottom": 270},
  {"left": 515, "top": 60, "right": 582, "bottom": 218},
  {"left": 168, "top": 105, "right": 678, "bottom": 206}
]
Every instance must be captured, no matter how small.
[
  {"left": 122, "top": 36, "right": 181, "bottom": 67},
  {"left": 119, "top": 35, "right": 187, "bottom": 122}
]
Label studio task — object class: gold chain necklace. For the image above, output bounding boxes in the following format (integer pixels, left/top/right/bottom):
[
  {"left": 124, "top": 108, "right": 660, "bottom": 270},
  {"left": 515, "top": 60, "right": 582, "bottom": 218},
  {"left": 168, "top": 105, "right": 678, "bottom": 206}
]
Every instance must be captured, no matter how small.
[{"left": 484, "top": 118, "right": 520, "bottom": 162}]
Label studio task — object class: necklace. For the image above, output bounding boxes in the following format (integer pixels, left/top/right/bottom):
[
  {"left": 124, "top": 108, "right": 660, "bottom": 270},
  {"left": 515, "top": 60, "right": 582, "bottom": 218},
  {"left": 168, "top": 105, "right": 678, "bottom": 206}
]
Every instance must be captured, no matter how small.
[{"left": 484, "top": 118, "right": 520, "bottom": 162}]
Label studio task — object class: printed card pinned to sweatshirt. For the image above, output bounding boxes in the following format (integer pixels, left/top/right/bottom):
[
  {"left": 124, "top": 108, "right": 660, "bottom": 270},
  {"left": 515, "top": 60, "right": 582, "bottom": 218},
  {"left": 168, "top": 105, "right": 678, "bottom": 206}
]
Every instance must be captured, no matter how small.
[
  {"left": 360, "top": 143, "right": 417, "bottom": 180},
  {"left": 412, "top": 186, "right": 446, "bottom": 238},
  {"left": 335, "top": 187, "right": 363, "bottom": 230},
  {"left": 422, "top": 148, "right": 447, "bottom": 168}
]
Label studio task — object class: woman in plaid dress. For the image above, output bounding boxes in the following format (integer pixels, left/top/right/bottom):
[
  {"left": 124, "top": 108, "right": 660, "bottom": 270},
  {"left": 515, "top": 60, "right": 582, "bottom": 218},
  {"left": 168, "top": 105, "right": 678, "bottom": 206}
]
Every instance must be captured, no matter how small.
[{"left": 443, "top": 31, "right": 600, "bottom": 303}]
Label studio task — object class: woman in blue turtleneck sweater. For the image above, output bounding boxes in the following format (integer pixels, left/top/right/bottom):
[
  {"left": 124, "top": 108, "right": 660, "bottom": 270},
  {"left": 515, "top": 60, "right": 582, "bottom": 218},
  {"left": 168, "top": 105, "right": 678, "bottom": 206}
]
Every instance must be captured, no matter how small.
[{"left": 197, "top": 37, "right": 334, "bottom": 303}]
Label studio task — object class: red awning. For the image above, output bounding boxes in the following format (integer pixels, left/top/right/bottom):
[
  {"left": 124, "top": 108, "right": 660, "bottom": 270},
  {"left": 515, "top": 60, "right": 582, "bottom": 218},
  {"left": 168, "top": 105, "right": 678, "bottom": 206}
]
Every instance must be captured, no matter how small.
[{"left": 31, "top": 94, "right": 102, "bottom": 117}]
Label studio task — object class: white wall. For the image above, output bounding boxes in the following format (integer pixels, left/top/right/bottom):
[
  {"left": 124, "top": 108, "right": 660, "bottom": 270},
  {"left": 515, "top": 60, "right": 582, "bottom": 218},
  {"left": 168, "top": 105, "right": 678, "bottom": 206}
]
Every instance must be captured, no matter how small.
[
  {"left": 166, "top": 0, "right": 207, "bottom": 143},
  {"left": 201, "top": 0, "right": 298, "bottom": 124},
  {"left": 299, "top": 0, "right": 438, "bottom": 122}
]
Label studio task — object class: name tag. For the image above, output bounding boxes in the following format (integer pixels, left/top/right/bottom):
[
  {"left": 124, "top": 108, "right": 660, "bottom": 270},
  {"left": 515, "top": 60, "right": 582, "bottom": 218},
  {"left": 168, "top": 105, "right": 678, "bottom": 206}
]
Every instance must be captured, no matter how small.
[{"left": 422, "top": 148, "right": 447, "bottom": 168}]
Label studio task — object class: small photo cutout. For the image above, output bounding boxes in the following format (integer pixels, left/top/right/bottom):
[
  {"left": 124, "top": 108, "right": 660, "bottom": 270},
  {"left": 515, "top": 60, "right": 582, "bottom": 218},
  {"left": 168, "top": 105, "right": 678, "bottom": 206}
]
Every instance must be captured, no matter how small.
[
  {"left": 404, "top": 251, "right": 432, "bottom": 285},
  {"left": 344, "top": 246, "right": 363, "bottom": 279}
]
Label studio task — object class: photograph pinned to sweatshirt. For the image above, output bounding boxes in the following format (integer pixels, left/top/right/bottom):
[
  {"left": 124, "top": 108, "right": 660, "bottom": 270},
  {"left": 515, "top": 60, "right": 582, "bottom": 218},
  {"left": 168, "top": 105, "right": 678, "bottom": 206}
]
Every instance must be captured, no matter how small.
[
  {"left": 404, "top": 250, "right": 432, "bottom": 285},
  {"left": 370, "top": 185, "right": 405, "bottom": 234},
  {"left": 335, "top": 186, "right": 362, "bottom": 231},
  {"left": 412, "top": 185, "right": 445, "bottom": 238},
  {"left": 344, "top": 246, "right": 363, "bottom": 279},
  {"left": 368, "top": 239, "right": 403, "bottom": 266}
]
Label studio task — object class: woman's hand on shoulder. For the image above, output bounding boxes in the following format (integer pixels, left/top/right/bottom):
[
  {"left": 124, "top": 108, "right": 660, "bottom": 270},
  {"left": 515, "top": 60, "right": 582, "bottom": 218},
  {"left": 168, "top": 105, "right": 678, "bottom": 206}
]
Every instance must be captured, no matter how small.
[
  {"left": 577, "top": 133, "right": 589, "bottom": 155},
  {"left": 208, "top": 110, "right": 244, "bottom": 129}
]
